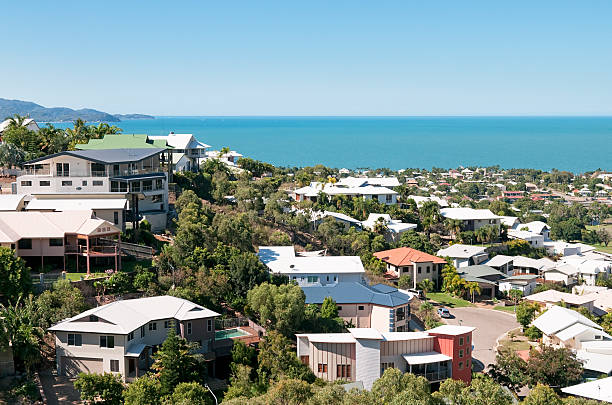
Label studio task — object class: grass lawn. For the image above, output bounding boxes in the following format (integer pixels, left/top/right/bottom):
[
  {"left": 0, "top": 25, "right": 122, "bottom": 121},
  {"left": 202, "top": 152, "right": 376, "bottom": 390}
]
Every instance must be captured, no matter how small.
[
  {"left": 427, "top": 292, "right": 474, "bottom": 308},
  {"left": 498, "top": 328, "right": 531, "bottom": 351},
  {"left": 64, "top": 272, "right": 108, "bottom": 281},
  {"left": 593, "top": 244, "right": 612, "bottom": 254},
  {"left": 494, "top": 305, "right": 517, "bottom": 313}
]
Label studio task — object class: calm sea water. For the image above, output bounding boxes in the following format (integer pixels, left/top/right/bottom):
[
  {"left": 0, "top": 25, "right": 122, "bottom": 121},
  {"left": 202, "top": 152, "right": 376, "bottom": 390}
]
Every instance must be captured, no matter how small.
[{"left": 50, "top": 117, "right": 612, "bottom": 172}]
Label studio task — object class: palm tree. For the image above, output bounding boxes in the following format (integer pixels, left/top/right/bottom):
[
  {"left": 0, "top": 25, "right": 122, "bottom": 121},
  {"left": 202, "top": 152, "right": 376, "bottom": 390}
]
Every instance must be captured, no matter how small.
[
  {"left": 467, "top": 281, "right": 480, "bottom": 303},
  {"left": 445, "top": 219, "right": 462, "bottom": 239},
  {"left": 373, "top": 217, "right": 389, "bottom": 235},
  {"left": 418, "top": 279, "right": 435, "bottom": 301},
  {"left": 89, "top": 122, "right": 122, "bottom": 139},
  {"left": 3, "top": 113, "right": 29, "bottom": 129}
]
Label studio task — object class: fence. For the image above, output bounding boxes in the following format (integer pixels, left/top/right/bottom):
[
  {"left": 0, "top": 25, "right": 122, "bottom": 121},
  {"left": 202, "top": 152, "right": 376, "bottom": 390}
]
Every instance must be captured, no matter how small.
[
  {"left": 215, "top": 316, "right": 249, "bottom": 331},
  {"left": 31, "top": 272, "right": 66, "bottom": 292},
  {"left": 98, "top": 238, "right": 154, "bottom": 259}
]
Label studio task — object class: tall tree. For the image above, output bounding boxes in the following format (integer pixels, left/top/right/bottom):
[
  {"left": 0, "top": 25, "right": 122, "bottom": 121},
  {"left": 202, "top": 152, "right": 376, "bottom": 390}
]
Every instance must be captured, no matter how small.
[{"left": 0, "top": 247, "right": 32, "bottom": 305}]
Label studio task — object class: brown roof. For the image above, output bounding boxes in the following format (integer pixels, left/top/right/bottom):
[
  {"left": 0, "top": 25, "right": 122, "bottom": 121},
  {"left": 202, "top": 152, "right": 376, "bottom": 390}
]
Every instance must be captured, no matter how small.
[{"left": 374, "top": 247, "right": 447, "bottom": 266}]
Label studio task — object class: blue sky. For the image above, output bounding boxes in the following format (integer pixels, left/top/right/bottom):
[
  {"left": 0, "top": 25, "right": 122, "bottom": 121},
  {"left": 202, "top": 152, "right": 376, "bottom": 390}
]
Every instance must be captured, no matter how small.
[{"left": 2, "top": 1, "right": 611, "bottom": 115}]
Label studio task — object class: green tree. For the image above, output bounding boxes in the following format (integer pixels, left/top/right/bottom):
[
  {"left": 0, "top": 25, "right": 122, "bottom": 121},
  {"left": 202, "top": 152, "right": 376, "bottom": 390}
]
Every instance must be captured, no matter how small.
[
  {"left": 488, "top": 349, "right": 528, "bottom": 392},
  {"left": 257, "top": 331, "right": 315, "bottom": 383},
  {"left": 0, "top": 247, "right": 32, "bottom": 305},
  {"left": 461, "top": 374, "right": 514, "bottom": 405},
  {"left": 150, "top": 328, "right": 204, "bottom": 395},
  {"left": 433, "top": 378, "right": 467, "bottom": 405},
  {"left": 398, "top": 274, "right": 412, "bottom": 290},
  {"left": 516, "top": 301, "right": 539, "bottom": 330},
  {"left": 224, "top": 364, "right": 263, "bottom": 400},
  {"left": 320, "top": 296, "right": 339, "bottom": 319},
  {"left": 0, "top": 142, "right": 26, "bottom": 168},
  {"left": 371, "top": 368, "right": 434, "bottom": 404},
  {"left": 525, "top": 346, "right": 583, "bottom": 389},
  {"left": 247, "top": 282, "right": 305, "bottom": 336},
  {"left": 231, "top": 339, "right": 257, "bottom": 368},
  {"left": 418, "top": 279, "right": 435, "bottom": 300},
  {"left": 73, "top": 372, "right": 124, "bottom": 405},
  {"left": 521, "top": 383, "right": 562, "bottom": 405},
  {"left": 122, "top": 375, "right": 161, "bottom": 405},
  {"left": 0, "top": 297, "right": 44, "bottom": 372},
  {"left": 170, "top": 382, "right": 212, "bottom": 405},
  {"left": 35, "top": 279, "right": 88, "bottom": 329}
]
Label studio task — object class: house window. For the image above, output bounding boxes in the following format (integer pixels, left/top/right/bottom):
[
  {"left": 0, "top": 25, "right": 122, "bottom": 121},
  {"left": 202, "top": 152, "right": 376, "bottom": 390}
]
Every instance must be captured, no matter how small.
[
  {"left": 459, "top": 349, "right": 464, "bottom": 358},
  {"left": 155, "top": 179, "right": 163, "bottom": 189},
  {"left": 40, "top": 180, "right": 50, "bottom": 186},
  {"left": 143, "top": 180, "right": 153, "bottom": 191},
  {"left": 56, "top": 163, "right": 69, "bottom": 176},
  {"left": 459, "top": 337, "right": 464, "bottom": 346},
  {"left": 187, "top": 322, "right": 192, "bottom": 335},
  {"left": 93, "top": 180, "right": 103, "bottom": 186},
  {"left": 131, "top": 182, "right": 141, "bottom": 192},
  {"left": 467, "top": 335, "right": 470, "bottom": 343},
  {"left": 140, "top": 326, "right": 145, "bottom": 338},
  {"left": 149, "top": 322, "right": 157, "bottom": 331},
  {"left": 338, "top": 364, "right": 352, "bottom": 378},
  {"left": 113, "top": 212, "right": 119, "bottom": 225},
  {"left": 207, "top": 319, "right": 213, "bottom": 332},
  {"left": 307, "top": 276, "right": 318, "bottom": 283},
  {"left": 595, "top": 335, "right": 602, "bottom": 340},
  {"left": 418, "top": 268, "right": 422, "bottom": 274},
  {"left": 100, "top": 335, "right": 115, "bottom": 348},
  {"left": 386, "top": 194, "right": 393, "bottom": 203},
  {"left": 91, "top": 163, "right": 105, "bottom": 176},
  {"left": 89, "top": 315, "right": 98, "bottom": 322},
  {"left": 317, "top": 363, "right": 328, "bottom": 373},
  {"left": 82, "top": 180, "right": 87, "bottom": 186},
  {"left": 67, "top": 333, "right": 82, "bottom": 346},
  {"left": 164, "top": 320, "right": 171, "bottom": 329},
  {"left": 18, "top": 239, "right": 32, "bottom": 250},
  {"left": 152, "top": 194, "right": 162, "bottom": 203},
  {"left": 127, "top": 331, "right": 134, "bottom": 341},
  {"left": 333, "top": 276, "right": 337, "bottom": 281},
  {"left": 358, "top": 305, "right": 365, "bottom": 311},
  {"left": 458, "top": 361, "right": 464, "bottom": 370},
  {"left": 62, "top": 180, "right": 72, "bottom": 186},
  {"left": 337, "top": 306, "right": 342, "bottom": 311},
  {"left": 110, "top": 360, "right": 119, "bottom": 372},
  {"left": 49, "top": 238, "right": 63, "bottom": 247},
  {"left": 20, "top": 181, "right": 32, "bottom": 186},
  {"left": 426, "top": 266, "right": 430, "bottom": 273}
]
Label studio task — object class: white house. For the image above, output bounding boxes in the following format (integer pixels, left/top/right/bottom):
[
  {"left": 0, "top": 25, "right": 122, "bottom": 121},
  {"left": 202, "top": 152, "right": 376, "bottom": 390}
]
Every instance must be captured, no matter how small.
[
  {"left": 360, "top": 213, "right": 417, "bottom": 242},
  {"left": 406, "top": 195, "right": 449, "bottom": 208},
  {"left": 440, "top": 208, "right": 501, "bottom": 232},
  {"left": 149, "top": 133, "right": 210, "bottom": 172},
  {"left": 483, "top": 255, "right": 514, "bottom": 275},
  {"left": 294, "top": 177, "right": 400, "bottom": 205},
  {"left": 257, "top": 246, "right": 365, "bottom": 286},
  {"left": 526, "top": 290, "right": 596, "bottom": 313},
  {"left": 498, "top": 274, "right": 538, "bottom": 296},
  {"left": 437, "top": 244, "right": 488, "bottom": 268},
  {"left": 48, "top": 296, "right": 220, "bottom": 380},
  {"left": 507, "top": 229, "right": 545, "bottom": 248},
  {"left": 562, "top": 377, "right": 612, "bottom": 402},
  {"left": 0, "top": 117, "right": 40, "bottom": 135}
]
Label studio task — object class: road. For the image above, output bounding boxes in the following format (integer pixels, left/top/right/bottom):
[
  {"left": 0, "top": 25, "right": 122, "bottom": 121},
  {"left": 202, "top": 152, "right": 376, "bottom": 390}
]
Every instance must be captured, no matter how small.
[{"left": 442, "top": 307, "right": 519, "bottom": 371}]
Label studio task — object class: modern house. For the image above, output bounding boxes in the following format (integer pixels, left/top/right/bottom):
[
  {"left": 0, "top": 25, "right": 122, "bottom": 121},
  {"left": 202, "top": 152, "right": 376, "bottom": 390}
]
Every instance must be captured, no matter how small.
[
  {"left": 0, "top": 117, "right": 40, "bottom": 137},
  {"left": 302, "top": 282, "right": 413, "bottom": 332},
  {"left": 48, "top": 296, "right": 220, "bottom": 380},
  {"left": 150, "top": 133, "right": 211, "bottom": 172},
  {"left": 16, "top": 148, "right": 169, "bottom": 232},
  {"left": 437, "top": 244, "right": 489, "bottom": 269},
  {"left": 0, "top": 194, "right": 27, "bottom": 211},
  {"left": 307, "top": 210, "right": 362, "bottom": 231},
  {"left": 373, "top": 247, "right": 447, "bottom": 288},
  {"left": 296, "top": 325, "right": 475, "bottom": 390},
  {"left": 526, "top": 290, "right": 596, "bottom": 313},
  {"left": 546, "top": 255, "right": 612, "bottom": 286},
  {"left": 406, "top": 195, "right": 449, "bottom": 208},
  {"left": 0, "top": 210, "right": 121, "bottom": 272},
  {"left": 561, "top": 377, "right": 612, "bottom": 403},
  {"left": 294, "top": 177, "right": 400, "bottom": 205},
  {"left": 498, "top": 274, "right": 538, "bottom": 296},
  {"left": 507, "top": 229, "right": 545, "bottom": 248},
  {"left": 511, "top": 256, "right": 555, "bottom": 276},
  {"left": 440, "top": 208, "right": 501, "bottom": 232},
  {"left": 257, "top": 246, "right": 365, "bottom": 286}
]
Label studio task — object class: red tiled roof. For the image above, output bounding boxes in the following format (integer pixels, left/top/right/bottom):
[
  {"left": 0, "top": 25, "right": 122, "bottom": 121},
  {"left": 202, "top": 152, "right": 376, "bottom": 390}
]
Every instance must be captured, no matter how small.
[{"left": 374, "top": 247, "right": 447, "bottom": 266}]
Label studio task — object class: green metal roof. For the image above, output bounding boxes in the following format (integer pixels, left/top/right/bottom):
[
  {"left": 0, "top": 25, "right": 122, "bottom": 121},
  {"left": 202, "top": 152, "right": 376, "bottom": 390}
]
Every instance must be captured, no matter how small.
[{"left": 75, "top": 134, "right": 171, "bottom": 150}]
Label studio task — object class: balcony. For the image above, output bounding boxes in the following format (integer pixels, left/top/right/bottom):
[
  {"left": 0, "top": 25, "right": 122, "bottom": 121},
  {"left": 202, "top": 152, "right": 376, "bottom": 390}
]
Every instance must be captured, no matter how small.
[
  {"left": 414, "top": 367, "right": 450, "bottom": 382},
  {"left": 65, "top": 245, "right": 119, "bottom": 256},
  {"left": 91, "top": 170, "right": 107, "bottom": 177}
]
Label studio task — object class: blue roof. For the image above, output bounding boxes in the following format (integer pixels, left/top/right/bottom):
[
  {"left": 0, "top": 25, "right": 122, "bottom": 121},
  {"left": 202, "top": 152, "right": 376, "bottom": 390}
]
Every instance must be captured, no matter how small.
[
  {"left": 302, "top": 282, "right": 413, "bottom": 307},
  {"left": 26, "top": 148, "right": 165, "bottom": 164}
]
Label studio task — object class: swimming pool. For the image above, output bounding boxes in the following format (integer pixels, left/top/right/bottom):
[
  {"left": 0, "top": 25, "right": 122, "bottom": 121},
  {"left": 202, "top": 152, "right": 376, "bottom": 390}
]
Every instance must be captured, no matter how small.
[{"left": 215, "top": 328, "right": 250, "bottom": 340}]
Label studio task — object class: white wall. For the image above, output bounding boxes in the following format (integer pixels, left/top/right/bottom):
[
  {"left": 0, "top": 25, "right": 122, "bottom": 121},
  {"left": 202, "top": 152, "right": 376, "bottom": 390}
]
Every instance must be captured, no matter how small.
[
  {"left": 355, "top": 338, "right": 381, "bottom": 390},
  {"left": 371, "top": 306, "right": 392, "bottom": 333}
]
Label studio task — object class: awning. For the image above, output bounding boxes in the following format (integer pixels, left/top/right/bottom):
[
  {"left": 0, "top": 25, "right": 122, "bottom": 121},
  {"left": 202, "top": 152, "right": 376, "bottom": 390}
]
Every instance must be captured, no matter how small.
[
  {"left": 402, "top": 352, "right": 452, "bottom": 365},
  {"left": 125, "top": 343, "right": 147, "bottom": 357}
]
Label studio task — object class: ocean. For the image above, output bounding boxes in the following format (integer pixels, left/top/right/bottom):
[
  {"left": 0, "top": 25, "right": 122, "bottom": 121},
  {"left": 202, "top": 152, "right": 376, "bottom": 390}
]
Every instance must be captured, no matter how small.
[{"left": 49, "top": 116, "right": 612, "bottom": 172}]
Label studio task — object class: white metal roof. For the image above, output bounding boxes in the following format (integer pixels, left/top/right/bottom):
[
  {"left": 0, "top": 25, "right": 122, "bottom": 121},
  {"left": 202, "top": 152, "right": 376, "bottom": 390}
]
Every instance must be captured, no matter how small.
[
  {"left": 26, "top": 198, "right": 128, "bottom": 211},
  {"left": 296, "top": 333, "right": 356, "bottom": 343},
  {"left": 561, "top": 376, "right": 612, "bottom": 402},
  {"left": 49, "top": 295, "right": 220, "bottom": 334},
  {"left": 532, "top": 305, "right": 602, "bottom": 336},
  {"left": 258, "top": 246, "right": 365, "bottom": 275},
  {"left": 150, "top": 134, "right": 211, "bottom": 149},
  {"left": 575, "top": 351, "right": 612, "bottom": 374},
  {"left": 381, "top": 332, "right": 431, "bottom": 341},
  {"left": 437, "top": 244, "right": 487, "bottom": 259},
  {"left": 484, "top": 255, "right": 514, "bottom": 267},
  {"left": 527, "top": 290, "right": 596, "bottom": 306},
  {"left": 0, "top": 194, "right": 26, "bottom": 211},
  {"left": 402, "top": 351, "right": 452, "bottom": 365},
  {"left": 440, "top": 208, "right": 501, "bottom": 221},
  {"left": 348, "top": 328, "right": 384, "bottom": 340},
  {"left": 555, "top": 323, "right": 600, "bottom": 341}
]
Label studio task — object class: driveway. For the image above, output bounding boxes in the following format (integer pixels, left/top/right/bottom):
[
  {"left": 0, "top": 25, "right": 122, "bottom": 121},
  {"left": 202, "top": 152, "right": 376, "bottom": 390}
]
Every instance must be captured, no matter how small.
[
  {"left": 442, "top": 307, "right": 519, "bottom": 371},
  {"left": 39, "top": 370, "right": 81, "bottom": 405}
]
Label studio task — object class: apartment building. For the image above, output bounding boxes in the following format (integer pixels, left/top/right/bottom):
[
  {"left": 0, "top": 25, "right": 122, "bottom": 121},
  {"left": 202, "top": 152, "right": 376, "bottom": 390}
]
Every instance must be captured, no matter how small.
[
  {"left": 296, "top": 325, "right": 475, "bottom": 389},
  {"left": 16, "top": 148, "right": 169, "bottom": 231},
  {"left": 48, "top": 296, "right": 219, "bottom": 380}
]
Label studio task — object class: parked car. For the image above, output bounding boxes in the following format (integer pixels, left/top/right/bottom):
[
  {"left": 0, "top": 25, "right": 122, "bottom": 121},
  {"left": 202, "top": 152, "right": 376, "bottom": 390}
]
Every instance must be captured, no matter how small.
[
  {"left": 437, "top": 307, "right": 451, "bottom": 318},
  {"left": 408, "top": 289, "right": 425, "bottom": 299}
]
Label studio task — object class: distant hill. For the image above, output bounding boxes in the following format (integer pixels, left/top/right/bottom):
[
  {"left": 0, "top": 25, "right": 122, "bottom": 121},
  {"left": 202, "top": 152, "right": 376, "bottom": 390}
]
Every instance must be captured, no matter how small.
[{"left": 0, "top": 98, "right": 154, "bottom": 122}]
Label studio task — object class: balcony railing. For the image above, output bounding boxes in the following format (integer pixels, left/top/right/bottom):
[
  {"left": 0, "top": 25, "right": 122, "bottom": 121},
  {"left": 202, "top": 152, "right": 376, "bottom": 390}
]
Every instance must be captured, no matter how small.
[
  {"left": 414, "top": 368, "right": 450, "bottom": 381},
  {"left": 65, "top": 245, "right": 118, "bottom": 255},
  {"left": 24, "top": 168, "right": 51, "bottom": 175},
  {"left": 91, "top": 170, "right": 107, "bottom": 177}
]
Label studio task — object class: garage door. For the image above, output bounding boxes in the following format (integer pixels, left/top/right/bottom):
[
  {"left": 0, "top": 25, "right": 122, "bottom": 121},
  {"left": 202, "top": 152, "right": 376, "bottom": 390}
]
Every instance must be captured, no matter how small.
[{"left": 61, "top": 356, "right": 103, "bottom": 377}]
